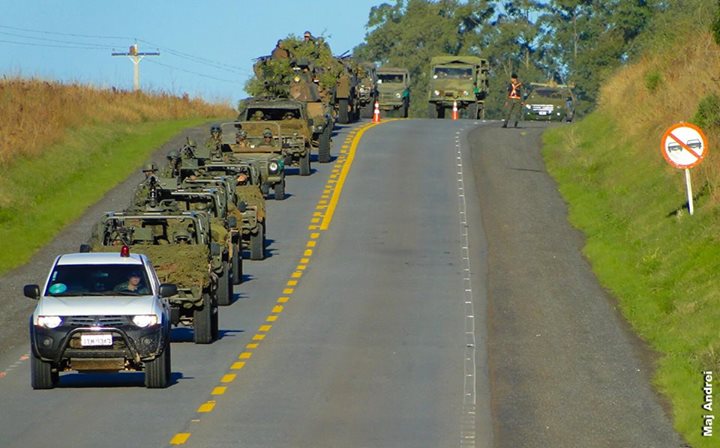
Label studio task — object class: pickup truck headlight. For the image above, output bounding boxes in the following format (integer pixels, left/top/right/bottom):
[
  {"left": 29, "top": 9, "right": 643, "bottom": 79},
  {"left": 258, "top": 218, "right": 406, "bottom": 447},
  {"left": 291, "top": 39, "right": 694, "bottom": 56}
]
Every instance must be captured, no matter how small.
[
  {"left": 395, "top": 92, "right": 401, "bottom": 98},
  {"left": 433, "top": 90, "right": 440, "bottom": 96},
  {"left": 37, "top": 315, "right": 62, "bottom": 329},
  {"left": 463, "top": 90, "right": 469, "bottom": 96},
  {"left": 132, "top": 315, "right": 159, "bottom": 328},
  {"left": 268, "top": 161, "right": 280, "bottom": 173}
]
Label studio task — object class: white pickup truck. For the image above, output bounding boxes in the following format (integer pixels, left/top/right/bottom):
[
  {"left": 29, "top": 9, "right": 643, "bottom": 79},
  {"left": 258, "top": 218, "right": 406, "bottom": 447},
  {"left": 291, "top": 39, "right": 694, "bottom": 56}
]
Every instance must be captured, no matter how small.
[{"left": 24, "top": 247, "right": 176, "bottom": 389}]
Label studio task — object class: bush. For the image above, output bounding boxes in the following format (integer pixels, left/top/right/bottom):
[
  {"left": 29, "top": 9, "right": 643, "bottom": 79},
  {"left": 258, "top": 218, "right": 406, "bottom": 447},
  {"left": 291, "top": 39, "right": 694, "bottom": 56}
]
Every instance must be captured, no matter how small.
[
  {"left": 692, "top": 94, "right": 720, "bottom": 129},
  {"left": 644, "top": 70, "right": 662, "bottom": 93}
]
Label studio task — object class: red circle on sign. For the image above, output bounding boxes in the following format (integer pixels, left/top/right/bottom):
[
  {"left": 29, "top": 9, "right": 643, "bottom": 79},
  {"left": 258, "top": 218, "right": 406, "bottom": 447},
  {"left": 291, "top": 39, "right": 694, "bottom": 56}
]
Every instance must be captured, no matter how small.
[{"left": 660, "top": 122, "right": 709, "bottom": 169}]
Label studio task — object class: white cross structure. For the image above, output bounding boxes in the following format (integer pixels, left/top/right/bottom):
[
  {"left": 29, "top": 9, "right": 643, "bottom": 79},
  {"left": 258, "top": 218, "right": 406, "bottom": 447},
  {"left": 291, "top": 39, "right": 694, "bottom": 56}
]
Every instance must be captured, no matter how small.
[{"left": 112, "top": 43, "right": 160, "bottom": 91}]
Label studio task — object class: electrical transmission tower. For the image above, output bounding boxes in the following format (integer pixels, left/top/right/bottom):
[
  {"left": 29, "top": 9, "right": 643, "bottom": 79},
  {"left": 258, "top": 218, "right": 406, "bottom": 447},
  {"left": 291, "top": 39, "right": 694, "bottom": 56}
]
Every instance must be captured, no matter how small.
[{"left": 112, "top": 43, "right": 160, "bottom": 91}]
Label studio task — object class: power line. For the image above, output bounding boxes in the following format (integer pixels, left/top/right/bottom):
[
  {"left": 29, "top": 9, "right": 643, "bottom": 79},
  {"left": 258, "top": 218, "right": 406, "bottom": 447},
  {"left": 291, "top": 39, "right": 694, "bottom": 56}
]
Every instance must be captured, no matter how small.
[
  {"left": 145, "top": 59, "right": 245, "bottom": 85},
  {"left": 138, "top": 38, "right": 250, "bottom": 74},
  {"left": 0, "top": 30, "right": 121, "bottom": 49},
  {"left": 0, "top": 23, "right": 131, "bottom": 41},
  {"left": 0, "top": 38, "right": 110, "bottom": 50}
]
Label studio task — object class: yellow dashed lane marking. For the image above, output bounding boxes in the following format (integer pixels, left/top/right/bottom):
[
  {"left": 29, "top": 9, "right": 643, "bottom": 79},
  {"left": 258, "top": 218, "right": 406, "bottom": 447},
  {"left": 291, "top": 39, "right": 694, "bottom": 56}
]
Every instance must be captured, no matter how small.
[
  {"left": 239, "top": 352, "right": 253, "bottom": 360},
  {"left": 198, "top": 401, "right": 216, "bottom": 413},
  {"left": 311, "top": 232, "right": 320, "bottom": 239},
  {"left": 245, "top": 343, "right": 259, "bottom": 349},
  {"left": 291, "top": 271, "right": 302, "bottom": 279},
  {"left": 259, "top": 325, "right": 272, "bottom": 332},
  {"left": 307, "top": 241, "right": 316, "bottom": 247},
  {"left": 313, "top": 212, "right": 323, "bottom": 217},
  {"left": 297, "top": 265, "right": 306, "bottom": 271},
  {"left": 283, "top": 288, "right": 294, "bottom": 294},
  {"left": 252, "top": 334, "right": 266, "bottom": 341},
  {"left": 272, "top": 305, "right": 284, "bottom": 313},
  {"left": 287, "top": 280, "right": 298, "bottom": 286},
  {"left": 278, "top": 297, "right": 289, "bottom": 303},
  {"left": 266, "top": 315, "right": 278, "bottom": 322},
  {"left": 170, "top": 433, "right": 191, "bottom": 445},
  {"left": 231, "top": 361, "right": 246, "bottom": 370},
  {"left": 212, "top": 386, "right": 226, "bottom": 395},
  {"left": 311, "top": 218, "right": 321, "bottom": 224},
  {"left": 221, "top": 374, "right": 237, "bottom": 383},
  {"left": 304, "top": 249, "right": 313, "bottom": 256},
  {"left": 300, "top": 257, "right": 309, "bottom": 264}
]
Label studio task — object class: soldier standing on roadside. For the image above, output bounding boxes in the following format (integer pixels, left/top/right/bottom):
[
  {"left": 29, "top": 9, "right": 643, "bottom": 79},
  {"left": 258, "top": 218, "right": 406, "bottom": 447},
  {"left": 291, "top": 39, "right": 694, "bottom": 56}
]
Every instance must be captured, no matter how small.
[{"left": 502, "top": 73, "right": 524, "bottom": 128}]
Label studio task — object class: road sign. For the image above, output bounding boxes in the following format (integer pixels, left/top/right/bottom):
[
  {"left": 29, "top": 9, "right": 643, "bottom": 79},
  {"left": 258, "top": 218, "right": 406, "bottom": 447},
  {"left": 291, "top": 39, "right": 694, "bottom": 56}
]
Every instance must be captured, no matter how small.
[{"left": 661, "top": 122, "right": 708, "bottom": 169}]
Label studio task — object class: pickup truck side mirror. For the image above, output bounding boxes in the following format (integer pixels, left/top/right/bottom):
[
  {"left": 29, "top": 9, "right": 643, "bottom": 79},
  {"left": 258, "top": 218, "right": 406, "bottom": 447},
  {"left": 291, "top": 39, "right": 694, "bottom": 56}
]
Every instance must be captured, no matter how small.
[
  {"left": 24, "top": 284, "right": 40, "bottom": 300},
  {"left": 159, "top": 283, "right": 177, "bottom": 298}
]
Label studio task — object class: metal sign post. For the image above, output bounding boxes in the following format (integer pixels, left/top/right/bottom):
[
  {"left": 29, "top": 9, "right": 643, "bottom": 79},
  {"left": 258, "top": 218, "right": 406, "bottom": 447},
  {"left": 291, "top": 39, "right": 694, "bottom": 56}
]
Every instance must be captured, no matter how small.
[{"left": 661, "top": 122, "right": 708, "bottom": 216}]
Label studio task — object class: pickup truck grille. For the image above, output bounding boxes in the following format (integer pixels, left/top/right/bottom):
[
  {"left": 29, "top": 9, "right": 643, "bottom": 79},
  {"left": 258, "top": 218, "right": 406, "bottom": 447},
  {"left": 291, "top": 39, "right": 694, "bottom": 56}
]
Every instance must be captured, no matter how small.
[{"left": 65, "top": 316, "right": 129, "bottom": 327}]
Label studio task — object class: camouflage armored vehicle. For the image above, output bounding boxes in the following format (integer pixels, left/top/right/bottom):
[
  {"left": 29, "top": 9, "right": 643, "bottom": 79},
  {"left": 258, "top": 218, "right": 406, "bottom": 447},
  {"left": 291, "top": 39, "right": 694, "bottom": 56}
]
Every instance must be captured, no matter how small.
[
  {"left": 201, "top": 161, "right": 267, "bottom": 260},
  {"left": 166, "top": 186, "right": 238, "bottom": 306},
  {"left": 216, "top": 122, "right": 287, "bottom": 200},
  {"left": 376, "top": 67, "right": 410, "bottom": 118},
  {"left": 334, "top": 57, "right": 377, "bottom": 124},
  {"left": 523, "top": 83, "right": 576, "bottom": 122},
  {"left": 87, "top": 208, "right": 221, "bottom": 344},
  {"left": 427, "top": 56, "right": 489, "bottom": 119},
  {"left": 286, "top": 68, "right": 333, "bottom": 163},
  {"left": 238, "top": 98, "right": 313, "bottom": 176}
]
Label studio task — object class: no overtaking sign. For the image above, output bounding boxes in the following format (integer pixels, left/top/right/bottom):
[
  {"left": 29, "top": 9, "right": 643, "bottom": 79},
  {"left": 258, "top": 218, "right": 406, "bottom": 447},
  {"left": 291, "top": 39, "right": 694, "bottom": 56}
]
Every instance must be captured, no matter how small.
[{"left": 660, "top": 122, "right": 709, "bottom": 215}]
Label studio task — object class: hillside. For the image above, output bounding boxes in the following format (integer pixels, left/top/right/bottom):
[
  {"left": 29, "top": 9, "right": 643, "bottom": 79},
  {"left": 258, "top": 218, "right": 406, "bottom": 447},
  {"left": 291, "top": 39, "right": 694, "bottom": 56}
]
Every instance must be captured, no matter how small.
[
  {"left": 544, "top": 23, "right": 720, "bottom": 448},
  {"left": 0, "top": 78, "right": 235, "bottom": 273}
]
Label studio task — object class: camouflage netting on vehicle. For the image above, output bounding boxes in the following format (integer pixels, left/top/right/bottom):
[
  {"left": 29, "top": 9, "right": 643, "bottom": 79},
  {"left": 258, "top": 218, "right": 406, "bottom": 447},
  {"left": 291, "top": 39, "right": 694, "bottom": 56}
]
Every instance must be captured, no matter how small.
[
  {"left": 210, "top": 218, "right": 229, "bottom": 243},
  {"left": 93, "top": 244, "right": 210, "bottom": 289},
  {"left": 236, "top": 185, "right": 266, "bottom": 220},
  {"left": 246, "top": 35, "right": 343, "bottom": 98}
]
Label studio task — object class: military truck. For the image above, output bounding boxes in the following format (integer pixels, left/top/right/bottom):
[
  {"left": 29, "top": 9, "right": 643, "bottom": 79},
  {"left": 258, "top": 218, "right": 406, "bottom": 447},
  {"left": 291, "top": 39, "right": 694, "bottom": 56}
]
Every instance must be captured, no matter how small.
[
  {"left": 355, "top": 62, "right": 378, "bottom": 119},
  {"left": 201, "top": 161, "right": 267, "bottom": 261},
  {"left": 216, "top": 122, "right": 287, "bottom": 200},
  {"left": 238, "top": 98, "right": 313, "bottom": 176},
  {"left": 376, "top": 67, "right": 410, "bottom": 118},
  {"left": 523, "top": 82, "right": 576, "bottom": 122},
  {"left": 87, "top": 208, "right": 221, "bottom": 344},
  {"left": 286, "top": 69, "right": 333, "bottom": 163},
  {"left": 427, "top": 56, "right": 489, "bottom": 119}
]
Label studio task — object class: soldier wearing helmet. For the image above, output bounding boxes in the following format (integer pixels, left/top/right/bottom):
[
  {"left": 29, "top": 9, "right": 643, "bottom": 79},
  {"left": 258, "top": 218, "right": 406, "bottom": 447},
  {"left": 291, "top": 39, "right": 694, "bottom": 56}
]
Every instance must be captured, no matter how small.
[
  {"left": 258, "top": 128, "right": 275, "bottom": 147},
  {"left": 131, "top": 163, "right": 160, "bottom": 209}
]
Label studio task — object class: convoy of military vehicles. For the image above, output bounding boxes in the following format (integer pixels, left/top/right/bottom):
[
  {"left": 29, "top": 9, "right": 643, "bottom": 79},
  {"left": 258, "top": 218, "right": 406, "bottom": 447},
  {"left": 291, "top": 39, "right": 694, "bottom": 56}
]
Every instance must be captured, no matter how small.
[{"left": 23, "top": 30, "right": 579, "bottom": 389}]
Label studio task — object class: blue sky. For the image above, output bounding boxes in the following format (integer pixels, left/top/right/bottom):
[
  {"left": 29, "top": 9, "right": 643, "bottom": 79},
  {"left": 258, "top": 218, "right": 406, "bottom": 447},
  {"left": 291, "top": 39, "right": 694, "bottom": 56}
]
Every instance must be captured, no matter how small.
[{"left": 0, "top": 1, "right": 387, "bottom": 106}]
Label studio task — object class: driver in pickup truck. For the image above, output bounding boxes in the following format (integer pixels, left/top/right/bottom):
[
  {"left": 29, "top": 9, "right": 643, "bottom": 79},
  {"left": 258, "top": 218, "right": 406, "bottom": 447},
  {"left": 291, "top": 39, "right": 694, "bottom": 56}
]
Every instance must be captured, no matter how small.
[{"left": 114, "top": 271, "right": 150, "bottom": 294}]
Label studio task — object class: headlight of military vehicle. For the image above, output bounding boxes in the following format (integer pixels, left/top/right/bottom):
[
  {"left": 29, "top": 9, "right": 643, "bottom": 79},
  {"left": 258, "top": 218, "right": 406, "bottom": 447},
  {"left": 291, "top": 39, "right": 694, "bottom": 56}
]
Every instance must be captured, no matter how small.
[
  {"left": 268, "top": 161, "right": 280, "bottom": 173},
  {"left": 132, "top": 315, "right": 159, "bottom": 328},
  {"left": 525, "top": 104, "right": 531, "bottom": 109},
  {"left": 395, "top": 92, "right": 401, "bottom": 98},
  {"left": 433, "top": 90, "right": 440, "bottom": 97},
  {"left": 463, "top": 90, "right": 469, "bottom": 96},
  {"left": 37, "top": 315, "right": 62, "bottom": 329}
]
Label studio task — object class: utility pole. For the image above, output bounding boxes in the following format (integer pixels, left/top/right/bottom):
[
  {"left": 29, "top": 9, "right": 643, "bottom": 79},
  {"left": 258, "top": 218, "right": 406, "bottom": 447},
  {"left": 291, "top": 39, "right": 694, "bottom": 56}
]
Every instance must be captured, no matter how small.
[{"left": 111, "top": 43, "right": 160, "bottom": 91}]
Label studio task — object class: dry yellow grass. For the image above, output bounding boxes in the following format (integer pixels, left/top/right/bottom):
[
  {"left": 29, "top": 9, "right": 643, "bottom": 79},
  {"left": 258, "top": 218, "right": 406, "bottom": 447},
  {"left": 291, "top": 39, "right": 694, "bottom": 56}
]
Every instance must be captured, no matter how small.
[
  {"left": 0, "top": 77, "right": 235, "bottom": 166},
  {"left": 599, "top": 31, "right": 720, "bottom": 204}
]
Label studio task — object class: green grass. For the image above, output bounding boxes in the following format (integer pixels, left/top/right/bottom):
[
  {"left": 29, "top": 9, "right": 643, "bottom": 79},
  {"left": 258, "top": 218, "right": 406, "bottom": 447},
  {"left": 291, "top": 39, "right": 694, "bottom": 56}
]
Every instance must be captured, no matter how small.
[
  {"left": 543, "top": 113, "right": 720, "bottom": 447},
  {"left": 0, "top": 118, "right": 219, "bottom": 274}
]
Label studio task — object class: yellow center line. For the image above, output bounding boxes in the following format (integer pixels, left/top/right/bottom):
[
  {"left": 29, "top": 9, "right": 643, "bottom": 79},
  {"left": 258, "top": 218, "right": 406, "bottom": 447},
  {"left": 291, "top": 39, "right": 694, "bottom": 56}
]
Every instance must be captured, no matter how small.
[
  {"left": 197, "top": 401, "right": 216, "bottom": 413},
  {"left": 283, "top": 288, "right": 294, "bottom": 294},
  {"left": 170, "top": 433, "right": 191, "bottom": 445},
  {"left": 211, "top": 386, "right": 226, "bottom": 396},
  {"left": 239, "top": 352, "right": 252, "bottom": 360},
  {"left": 252, "top": 334, "right": 265, "bottom": 341},
  {"left": 272, "top": 305, "right": 284, "bottom": 313},
  {"left": 231, "top": 361, "right": 246, "bottom": 370},
  {"left": 287, "top": 280, "right": 298, "bottom": 286},
  {"left": 259, "top": 325, "right": 272, "bottom": 332},
  {"left": 277, "top": 297, "right": 289, "bottom": 303},
  {"left": 245, "top": 343, "right": 259, "bottom": 349},
  {"left": 266, "top": 315, "right": 278, "bottom": 322}
]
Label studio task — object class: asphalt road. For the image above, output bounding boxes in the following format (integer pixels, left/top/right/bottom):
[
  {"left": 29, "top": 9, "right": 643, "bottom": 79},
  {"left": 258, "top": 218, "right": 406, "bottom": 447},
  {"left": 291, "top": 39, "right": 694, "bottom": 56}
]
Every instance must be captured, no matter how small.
[{"left": 0, "top": 118, "right": 684, "bottom": 447}]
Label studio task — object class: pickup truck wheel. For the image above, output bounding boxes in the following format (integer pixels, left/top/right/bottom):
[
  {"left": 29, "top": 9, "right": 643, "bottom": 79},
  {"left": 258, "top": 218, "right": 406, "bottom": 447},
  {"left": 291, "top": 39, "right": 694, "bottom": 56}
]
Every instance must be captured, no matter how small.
[
  {"left": 338, "top": 98, "right": 349, "bottom": 124},
  {"left": 217, "top": 261, "right": 232, "bottom": 306},
  {"left": 30, "top": 352, "right": 57, "bottom": 390},
  {"left": 318, "top": 127, "right": 331, "bottom": 163},
  {"left": 194, "top": 293, "right": 214, "bottom": 344},
  {"left": 232, "top": 242, "right": 243, "bottom": 285},
  {"left": 145, "top": 340, "right": 171, "bottom": 389},
  {"left": 274, "top": 180, "right": 285, "bottom": 201},
  {"left": 299, "top": 151, "right": 311, "bottom": 176},
  {"left": 250, "top": 222, "right": 265, "bottom": 260}
]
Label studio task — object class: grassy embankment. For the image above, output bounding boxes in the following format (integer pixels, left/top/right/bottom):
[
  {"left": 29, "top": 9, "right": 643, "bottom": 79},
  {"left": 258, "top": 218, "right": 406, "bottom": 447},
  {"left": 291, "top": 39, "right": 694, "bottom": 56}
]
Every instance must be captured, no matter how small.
[
  {"left": 0, "top": 79, "right": 235, "bottom": 274},
  {"left": 543, "top": 17, "right": 720, "bottom": 447}
]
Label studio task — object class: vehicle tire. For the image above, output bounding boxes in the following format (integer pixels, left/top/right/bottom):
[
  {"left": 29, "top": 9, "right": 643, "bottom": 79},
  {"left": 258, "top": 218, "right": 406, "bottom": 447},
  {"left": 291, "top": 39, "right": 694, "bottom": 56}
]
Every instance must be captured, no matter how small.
[
  {"left": 194, "top": 292, "right": 215, "bottom": 344},
  {"left": 274, "top": 179, "right": 285, "bottom": 201},
  {"left": 318, "top": 127, "right": 331, "bottom": 163},
  {"left": 145, "top": 340, "right": 171, "bottom": 389},
  {"left": 428, "top": 103, "right": 438, "bottom": 119},
  {"left": 232, "top": 241, "right": 243, "bottom": 285},
  {"left": 260, "top": 182, "right": 269, "bottom": 196},
  {"left": 217, "top": 261, "right": 232, "bottom": 306},
  {"left": 466, "top": 103, "right": 478, "bottom": 120},
  {"left": 338, "top": 98, "right": 349, "bottom": 124},
  {"left": 299, "top": 151, "right": 311, "bottom": 176},
  {"left": 30, "top": 352, "right": 57, "bottom": 390},
  {"left": 250, "top": 222, "right": 265, "bottom": 260}
]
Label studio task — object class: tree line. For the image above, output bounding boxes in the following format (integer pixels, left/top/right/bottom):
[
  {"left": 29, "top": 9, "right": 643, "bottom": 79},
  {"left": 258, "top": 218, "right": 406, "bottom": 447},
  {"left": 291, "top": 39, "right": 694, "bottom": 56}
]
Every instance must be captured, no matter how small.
[{"left": 353, "top": 0, "right": 687, "bottom": 118}]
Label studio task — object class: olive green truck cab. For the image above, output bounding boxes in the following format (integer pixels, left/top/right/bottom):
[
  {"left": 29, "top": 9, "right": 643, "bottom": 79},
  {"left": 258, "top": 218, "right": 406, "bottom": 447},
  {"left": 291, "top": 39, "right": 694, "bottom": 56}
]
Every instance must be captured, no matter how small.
[
  {"left": 427, "top": 56, "right": 489, "bottom": 119},
  {"left": 376, "top": 67, "right": 410, "bottom": 118},
  {"left": 523, "top": 83, "right": 576, "bottom": 122}
]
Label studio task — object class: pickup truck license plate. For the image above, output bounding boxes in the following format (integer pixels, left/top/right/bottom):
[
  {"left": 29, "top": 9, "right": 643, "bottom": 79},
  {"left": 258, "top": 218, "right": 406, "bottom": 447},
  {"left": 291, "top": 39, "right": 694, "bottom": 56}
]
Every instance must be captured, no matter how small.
[{"left": 81, "top": 334, "right": 112, "bottom": 347}]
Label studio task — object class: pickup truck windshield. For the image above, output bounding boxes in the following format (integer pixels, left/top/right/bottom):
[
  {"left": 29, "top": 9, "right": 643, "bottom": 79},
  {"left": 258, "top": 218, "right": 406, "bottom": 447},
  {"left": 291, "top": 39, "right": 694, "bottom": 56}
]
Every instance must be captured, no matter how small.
[
  {"left": 433, "top": 67, "right": 473, "bottom": 79},
  {"left": 378, "top": 74, "right": 404, "bottom": 83},
  {"left": 46, "top": 264, "right": 151, "bottom": 296}
]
